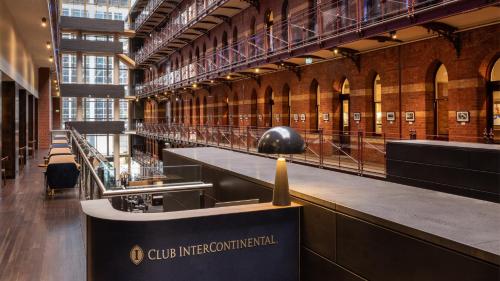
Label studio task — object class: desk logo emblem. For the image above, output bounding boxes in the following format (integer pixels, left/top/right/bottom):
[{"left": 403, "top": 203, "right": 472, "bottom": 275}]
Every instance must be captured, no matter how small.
[{"left": 130, "top": 245, "right": 144, "bottom": 265}]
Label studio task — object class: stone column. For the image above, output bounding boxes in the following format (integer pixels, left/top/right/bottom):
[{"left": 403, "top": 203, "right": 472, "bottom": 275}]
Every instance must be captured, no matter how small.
[{"left": 38, "top": 68, "right": 52, "bottom": 149}]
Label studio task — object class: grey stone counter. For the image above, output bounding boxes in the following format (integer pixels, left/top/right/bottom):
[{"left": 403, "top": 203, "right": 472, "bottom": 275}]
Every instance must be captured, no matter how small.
[{"left": 166, "top": 147, "right": 500, "bottom": 265}]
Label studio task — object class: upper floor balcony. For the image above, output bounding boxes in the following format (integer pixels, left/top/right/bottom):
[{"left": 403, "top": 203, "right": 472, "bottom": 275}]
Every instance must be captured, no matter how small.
[
  {"left": 134, "top": 0, "right": 498, "bottom": 97},
  {"left": 132, "top": 0, "right": 182, "bottom": 35},
  {"left": 134, "top": 0, "right": 251, "bottom": 65}
]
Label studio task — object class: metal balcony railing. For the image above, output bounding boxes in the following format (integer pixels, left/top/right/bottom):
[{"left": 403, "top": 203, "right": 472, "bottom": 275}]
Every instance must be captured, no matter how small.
[
  {"left": 134, "top": 0, "right": 228, "bottom": 64},
  {"left": 134, "top": 0, "right": 471, "bottom": 97}
]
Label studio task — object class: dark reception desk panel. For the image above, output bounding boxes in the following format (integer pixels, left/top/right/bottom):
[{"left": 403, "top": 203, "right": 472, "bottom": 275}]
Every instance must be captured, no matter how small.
[
  {"left": 163, "top": 150, "right": 499, "bottom": 281},
  {"left": 84, "top": 202, "right": 300, "bottom": 281}
]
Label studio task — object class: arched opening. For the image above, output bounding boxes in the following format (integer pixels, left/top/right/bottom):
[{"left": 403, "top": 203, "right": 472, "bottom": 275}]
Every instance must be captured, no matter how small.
[
  {"left": 308, "top": 0, "right": 318, "bottom": 39},
  {"left": 222, "top": 31, "right": 229, "bottom": 66},
  {"left": 282, "top": 84, "right": 291, "bottom": 126},
  {"left": 195, "top": 46, "right": 200, "bottom": 61},
  {"left": 251, "top": 89, "right": 258, "bottom": 127},
  {"left": 281, "top": 0, "right": 289, "bottom": 42},
  {"left": 434, "top": 64, "right": 449, "bottom": 138},
  {"left": 189, "top": 98, "right": 194, "bottom": 125},
  {"left": 180, "top": 97, "right": 185, "bottom": 124},
  {"left": 202, "top": 43, "right": 207, "bottom": 71},
  {"left": 250, "top": 17, "right": 256, "bottom": 58},
  {"left": 264, "top": 86, "right": 274, "bottom": 127},
  {"left": 264, "top": 10, "right": 274, "bottom": 52},
  {"left": 214, "top": 95, "right": 219, "bottom": 125},
  {"left": 310, "top": 79, "right": 320, "bottom": 130},
  {"left": 212, "top": 36, "right": 218, "bottom": 69},
  {"left": 488, "top": 57, "right": 500, "bottom": 143},
  {"left": 196, "top": 97, "right": 201, "bottom": 126},
  {"left": 203, "top": 96, "right": 207, "bottom": 125},
  {"left": 232, "top": 93, "right": 239, "bottom": 127},
  {"left": 340, "top": 78, "right": 350, "bottom": 132},
  {"left": 373, "top": 74, "right": 382, "bottom": 134},
  {"left": 232, "top": 26, "right": 239, "bottom": 62}
]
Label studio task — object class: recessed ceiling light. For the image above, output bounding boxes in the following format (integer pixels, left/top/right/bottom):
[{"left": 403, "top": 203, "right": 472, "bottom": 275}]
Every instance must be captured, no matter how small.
[
  {"left": 48, "top": 56, "right": 53, "bottom": 62},
  {"left": 46, "top": 42, "right": 51, "bottom": 49}
]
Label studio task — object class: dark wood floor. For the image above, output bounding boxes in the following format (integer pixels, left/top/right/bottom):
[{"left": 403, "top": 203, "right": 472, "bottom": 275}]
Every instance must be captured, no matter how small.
[{"left": 0, "top": 150, "right": 85, "bottom": 281}]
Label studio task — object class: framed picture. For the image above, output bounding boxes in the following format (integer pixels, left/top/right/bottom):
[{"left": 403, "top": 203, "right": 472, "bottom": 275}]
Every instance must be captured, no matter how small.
[
  {"left": 405, "top": 111, "right": 415, "bottom": 122},
  {"left": 353, "top": 112, "right": 361, "bottom": 121},
  {"left": 387, "top": 112, "right": 395, "bottom": 121},
  {"left": 275, "top": 114, "right": 280, "bottom": 121},
  {"left": 239, "top": 115, "right": 243, "bottom": 120},
  {"left": 322, "top": 113, "right": 329, "bottom": 121},
  {"left": 244, "top": 114, "right": 249, "bottom": 120},
  {"left": 258, "top": 114, "right": 263, "bottom": 121},
  {"left": 300, "top": 113, "right": 306, "bottom": 122},
  {"left": 456, "top": 111, "right": 470, "bottom": 122},
  {"left": 293, "top": 114, "right": 299, "bottom": 122}
]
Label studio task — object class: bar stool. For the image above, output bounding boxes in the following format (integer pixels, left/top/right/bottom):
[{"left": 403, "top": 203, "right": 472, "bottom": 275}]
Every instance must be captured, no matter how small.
[
  {"left": 28, "top": 140, "right": 36, "bottom": 159},
  {"left": 19, "top": 146, "right": 26, "bottom": 172}
]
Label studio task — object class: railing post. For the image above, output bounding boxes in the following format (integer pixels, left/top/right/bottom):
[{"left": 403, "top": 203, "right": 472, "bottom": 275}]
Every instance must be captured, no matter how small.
[
  {"left": 230, "top": 126, "right": 234, "bottom": 150},
  {"left": 319, "top": 128, "right": 324, "bottom": 168},
  {"left": 246, "top": 126, "right": 250, "bottom": 152}
]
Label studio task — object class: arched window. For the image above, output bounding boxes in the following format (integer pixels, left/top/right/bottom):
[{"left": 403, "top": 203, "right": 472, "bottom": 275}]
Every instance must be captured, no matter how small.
[
  {"left": 212, "top": 36, "right": 218, "bottom": 69},
  {"left": 265, "top": 86, "right": 274, "bottom": 127},
  {"left": 373, "top": 74, "right": 382, "bottom": 134},
  {"left": 251, "top": 89, "right": 258, "bottom": 127},
  {"left": 282, "top": 83, "right": 291, "bottom": 126},
  {"left": 308, "top": 0, "right": 317, "bottom": 39},
  {"left": 250, "top": 17, "right": 256, "bottom": 57},
  {"left": 222, "top": 31, "right": 228, "bottom": 66},
  {"left": 232, "top": 26, "right": 238, "bottom": 62},
  {"left": 265, "top": 10, "right": 274, "bottom": 52},
  {"left": 232, "top": 93, "right": 239, "bottom": 127},
  {"left": 488, "top": 57, "right": 500, "bottom": 143},
  {"left": 310, "top": 79, "right": 320, "bottom": 130},
  {"left": 341, "top": 79, "right": 350, "bottom": 132},
  {"left": 281, "top": 0, "right": 289, "bottom": 42},
  {"left": 434, "top": 64, "right": 449, "bottom": 137}
]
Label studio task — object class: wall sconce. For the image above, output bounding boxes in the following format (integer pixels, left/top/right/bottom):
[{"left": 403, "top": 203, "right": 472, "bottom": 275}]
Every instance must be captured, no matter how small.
[
  {"left": 41, "top": 17, "right": 47, "bottom": 27},
  {"left": 257, "top": 126, "right": 305, "bottom": 206}
]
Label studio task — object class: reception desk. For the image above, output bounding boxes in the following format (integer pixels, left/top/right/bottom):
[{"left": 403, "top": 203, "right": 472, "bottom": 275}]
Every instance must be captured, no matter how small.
[{"left": 83, "top": 200, "right": 300, "bottom": 281}]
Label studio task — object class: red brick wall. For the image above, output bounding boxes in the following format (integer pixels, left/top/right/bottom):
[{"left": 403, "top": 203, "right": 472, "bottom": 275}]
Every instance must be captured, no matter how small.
[
  {"left": 37, "top": 68, "right": 51, "bottom": 149},
  {"left": 147, "top": 23, "right": 500, "bottom": 141}
]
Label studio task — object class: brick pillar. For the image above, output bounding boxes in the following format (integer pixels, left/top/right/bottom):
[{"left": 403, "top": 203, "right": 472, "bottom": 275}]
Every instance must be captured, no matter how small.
[
  {"left": 38, "top": 67, "right": 52, "bottom": 149},
  {"left": 2, "top": 81, "right": 20, "bottom": 178}
]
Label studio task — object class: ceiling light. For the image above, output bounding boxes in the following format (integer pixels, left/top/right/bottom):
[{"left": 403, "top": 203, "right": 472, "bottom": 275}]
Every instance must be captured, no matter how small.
[
  {"left": 255, "top": 68, "right": 259, "bottom": 73},
  {"left": 46, "top": 42, "right": 51, "bottom": 49},
  {"left": 48, "top": 56, "right": 53, "bottom": 62},
  {"left": 41, "top": 18, "right": 47, "bottom": 27},
  {"left": 192, "top": 83, "right": 198, "bottom": 88},
  {"left": 390, "top": 31, "right": 397, "bottom": 39},
  {"left": 210, "top": 80, "right": 214, "bottom": 83},
  {"left": 226, "top": 75, "right": 231, "bottom": 79},
  {"left": 333, "top": 48, "right": 339, "bottom": 55}
]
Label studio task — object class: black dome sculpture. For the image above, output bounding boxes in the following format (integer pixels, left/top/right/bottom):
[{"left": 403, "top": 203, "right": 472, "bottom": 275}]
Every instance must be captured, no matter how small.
[{"left": 257, "top": 126, "right": 306, "bottom": 154}]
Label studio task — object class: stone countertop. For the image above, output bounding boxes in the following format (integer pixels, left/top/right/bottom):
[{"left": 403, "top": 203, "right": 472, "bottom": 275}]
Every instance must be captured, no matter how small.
[
  {"left": 166, "top": 147, "right": 500, "bottom": 265},
  {"left": 388, "top": 139, "right": 500, "bottom": 150}
]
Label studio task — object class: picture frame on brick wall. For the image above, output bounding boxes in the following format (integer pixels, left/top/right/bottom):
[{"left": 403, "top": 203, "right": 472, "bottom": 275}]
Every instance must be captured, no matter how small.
[
  {"left": 300, "top": 113, "right": 306, "bottom": 122},
  {"left": 323, "top": 113, "right": 329, "bottom": 121},
  {"left": 405, "top": 111, "right": 415, "bottom": 122},
  {"left": 293, "top": 114, "right": 299, "bottom": 122},
  {"left": 456, "top": 111, "right": 470, "bottom": 123},
  {"left": 353, "top": 112, "right": 361, "bottom": 121},
  {"left": 387, "top": 112, "right": 395, "bottom": 121}
]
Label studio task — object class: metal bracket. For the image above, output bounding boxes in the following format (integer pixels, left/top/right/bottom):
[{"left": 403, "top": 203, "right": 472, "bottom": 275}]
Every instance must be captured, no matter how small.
[
  {"left": 335, "top": 47, "right": 360, "bottom": 72},
  {"left": 422, "top": 22, "right": 461, "bottom": 58},
  {"left": 243, "top": 0, "right": 260, "bottom": 11},
  {"left": 275, "top": 61, "right": 301, "bottom": 81},
  {"left": 212, "top": 14, "right": 232, "bottom": 25},
  {"left": 239, "top": 73, "right": 261, "bottom": 87}
]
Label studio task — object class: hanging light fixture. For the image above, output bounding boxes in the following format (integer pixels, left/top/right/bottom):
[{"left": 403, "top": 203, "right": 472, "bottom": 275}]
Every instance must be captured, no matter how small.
[
  {"left": 46, "top": 41, "right": 51, "bottom": 49},
  {"left": 41, "top": 17, "right": 47, "bottom": 27},
  {"left": 48, "top": 56, "right": 53, "bottom": 62}
]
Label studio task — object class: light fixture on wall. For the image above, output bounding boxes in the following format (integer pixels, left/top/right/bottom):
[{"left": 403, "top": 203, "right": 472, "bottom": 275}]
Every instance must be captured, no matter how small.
[
  {"left": 226, "top": 75, "right": 231, "bottom": 79},
  {"left": 390, "top": 31, "right": 397, "bottom": 40},
  {"left": 257, "top": 126, "right": 306, "bottom": 206},
  {"left": 48, "top": 56, "right": 53, "bottom": 62},
  {"left": 333, "top": 48, "right": 339, "bottom": 55},
  {"left": 46, "top": 41, "right": 51, "bottom": 49},
  {"left": 192, "top": 83, "right": 198, "bottom": 88},
  {"left": 255, "top": 68, "right": 260, "bottom": 73},
  {"left": 41, "top": 17, "right": 47, "bottom": 27}
]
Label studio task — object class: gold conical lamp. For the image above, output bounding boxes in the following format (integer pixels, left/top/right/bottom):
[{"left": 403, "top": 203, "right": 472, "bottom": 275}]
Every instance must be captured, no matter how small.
[{"left": 257, "top": 126, "right": 306, "bottom": 206}]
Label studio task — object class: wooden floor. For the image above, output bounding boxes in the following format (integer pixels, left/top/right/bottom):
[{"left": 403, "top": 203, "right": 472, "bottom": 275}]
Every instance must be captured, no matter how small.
[{"left": 0, "top": 150, "right": 85, "bottom": 281}]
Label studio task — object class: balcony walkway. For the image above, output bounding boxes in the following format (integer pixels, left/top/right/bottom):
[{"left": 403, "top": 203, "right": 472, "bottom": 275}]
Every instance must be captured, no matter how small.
[
  {"left": 0, "top": 151, "right": 85, "bottom": 281},
  {"left": 166, "top": 147, "right": 500, "bottom": 266}
]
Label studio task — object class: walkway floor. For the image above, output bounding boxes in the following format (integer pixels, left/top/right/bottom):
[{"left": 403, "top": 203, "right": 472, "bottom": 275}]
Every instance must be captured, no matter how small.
[{"left": 0, "top": 150, "right": 85, "bottom": 281}]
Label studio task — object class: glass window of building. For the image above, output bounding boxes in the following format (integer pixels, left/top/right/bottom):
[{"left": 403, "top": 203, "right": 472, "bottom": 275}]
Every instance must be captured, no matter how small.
[
  {"left": 62, "top": 32, "right": 77, "bottom": 39},
  {"left": 62, "top": 97, "right": 77, "bottom": 124},
  {"left": 374, "top": 74, "right": 382, "bottom": 134},
  {"left": 84, "top": 98, "right": 113, "bottom": 121},
  {"left": 84, "top": 55, "right": 114, "bottom": 84},
  {"left": 62, "top": 53, "right": 77, "bottom": 83},
  {"left": 84, "top": 34, "right": 113, "bottom": 41}
]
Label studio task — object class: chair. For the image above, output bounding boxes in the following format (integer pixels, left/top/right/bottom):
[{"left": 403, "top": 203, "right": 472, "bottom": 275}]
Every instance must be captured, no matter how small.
[{"left": 45, "top": 155, "right": 80, "bottom": 196}]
